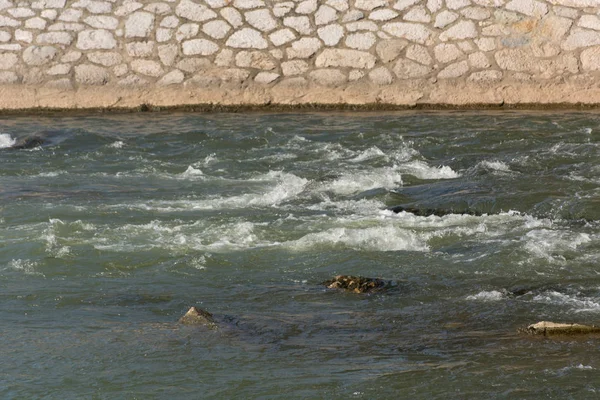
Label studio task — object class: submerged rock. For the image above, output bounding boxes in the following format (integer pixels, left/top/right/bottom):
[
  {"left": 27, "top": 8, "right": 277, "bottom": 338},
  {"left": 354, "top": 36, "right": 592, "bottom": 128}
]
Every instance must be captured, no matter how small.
[
  {"left": 522, "top": 321, "right": 600, "bottom": 336},
  {"left": 322, "top": 275, "right": 391, "bottom": 293},
  {"left": 179, "top": 306, "right": 217, "bottom": 327}
]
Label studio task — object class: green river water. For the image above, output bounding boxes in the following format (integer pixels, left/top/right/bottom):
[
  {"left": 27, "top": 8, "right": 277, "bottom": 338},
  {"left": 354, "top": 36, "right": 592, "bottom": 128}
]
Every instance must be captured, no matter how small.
[{"left": 2, "top": 111, "right": 600, "bottom": 398}]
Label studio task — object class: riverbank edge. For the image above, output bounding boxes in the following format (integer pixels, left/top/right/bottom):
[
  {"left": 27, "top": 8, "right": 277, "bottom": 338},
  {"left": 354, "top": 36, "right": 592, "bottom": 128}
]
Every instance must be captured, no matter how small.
[{"left": 3, "top": 82, "right": 600, "bottom": 113}]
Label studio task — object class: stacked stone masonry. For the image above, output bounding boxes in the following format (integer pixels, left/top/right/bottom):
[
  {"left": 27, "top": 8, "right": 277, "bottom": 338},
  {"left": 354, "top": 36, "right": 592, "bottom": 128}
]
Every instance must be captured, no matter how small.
[{"left": 1, "top": 0, "right": 600, "bottom": 108}]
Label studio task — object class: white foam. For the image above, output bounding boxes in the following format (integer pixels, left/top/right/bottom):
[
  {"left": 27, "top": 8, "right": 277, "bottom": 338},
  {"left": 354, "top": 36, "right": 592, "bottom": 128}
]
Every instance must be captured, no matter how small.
[
  {"left": 466, "top": 290, "right": 506, "bottom": 301},
  {"left": 179, "top": 165, "right": 204, "bottom": 179},
  {"left": 287, "top": 226, "right": 430, "bottom": 252},
  {"left": 349, "top": 146, "right": 386, "bottom": 162},
  {"left": 532, "top": 291, "right": 600, "bottom": 313},
  {"left": 399, "top": 161, "right": 461, "bottom": 179},
  {"left": 5, "top": 259, "right": 43, "bottom": 276},
  {"left": 320, "top": 167, "right": 403, "bottom": 195},
  {"left": 479, "top": 160, "right": 511, "bottom": 172},
  {"left": 522, "top": 229, "right": 592, "bottom": 263},
  {"left": 109, "top": 140, "right": 124, "bottom": 149},
  {"left": 0, "top": 133, "right": 16, "bottom": 149}
]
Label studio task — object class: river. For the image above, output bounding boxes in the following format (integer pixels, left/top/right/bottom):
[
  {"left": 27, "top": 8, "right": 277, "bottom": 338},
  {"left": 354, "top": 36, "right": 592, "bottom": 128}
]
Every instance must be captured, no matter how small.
[{"left": 2, "top": 111, "right": 600, "bottom": 398}]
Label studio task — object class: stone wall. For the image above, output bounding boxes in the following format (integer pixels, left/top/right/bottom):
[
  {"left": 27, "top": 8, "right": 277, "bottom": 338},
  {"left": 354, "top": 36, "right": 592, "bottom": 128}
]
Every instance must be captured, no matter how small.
[{"left": 1, "top": 0, "right": 600, "bottom": 109}]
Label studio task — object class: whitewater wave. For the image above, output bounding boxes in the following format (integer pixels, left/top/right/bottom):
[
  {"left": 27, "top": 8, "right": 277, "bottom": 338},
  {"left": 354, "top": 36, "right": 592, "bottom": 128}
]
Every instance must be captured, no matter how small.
[{"left": 0, "top": 133, "right": 16, "bottom": 149}]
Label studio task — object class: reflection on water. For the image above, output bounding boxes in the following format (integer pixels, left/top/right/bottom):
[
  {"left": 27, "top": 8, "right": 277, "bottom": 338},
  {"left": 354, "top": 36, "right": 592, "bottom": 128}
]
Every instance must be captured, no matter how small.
[{"left": 2, "top": 111, "right": 600, "bottom": 398}]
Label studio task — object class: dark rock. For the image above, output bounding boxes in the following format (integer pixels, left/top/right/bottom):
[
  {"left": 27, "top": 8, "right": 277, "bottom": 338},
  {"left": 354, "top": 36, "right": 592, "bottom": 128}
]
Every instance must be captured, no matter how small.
[
  {"left": 389, "top": 205, "right": 483, "bottom": 217},
  {"left": 322, "top": 275, "right": 391, "bottom": 293},
  {"left": 179, "top": 306, "right": 217, "bottom": 327},
  {"left": 521, "top": 321, "right": 600, "bottom": 336},
  {"left": 7, "top": 135, "right": 45, "bottom": 150}
]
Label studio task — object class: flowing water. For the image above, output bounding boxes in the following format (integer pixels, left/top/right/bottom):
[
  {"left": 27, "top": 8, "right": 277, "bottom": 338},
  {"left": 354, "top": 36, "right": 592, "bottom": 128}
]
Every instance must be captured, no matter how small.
[{"left": 2, "top": 111, "right": 600, "bottom": 398}]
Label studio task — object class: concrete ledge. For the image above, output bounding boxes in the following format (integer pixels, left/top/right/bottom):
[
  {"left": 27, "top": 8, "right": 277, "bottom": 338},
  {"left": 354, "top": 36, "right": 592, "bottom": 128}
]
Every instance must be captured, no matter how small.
[{"left": 3, "top": 80, "right": 600, "bottom": 112}]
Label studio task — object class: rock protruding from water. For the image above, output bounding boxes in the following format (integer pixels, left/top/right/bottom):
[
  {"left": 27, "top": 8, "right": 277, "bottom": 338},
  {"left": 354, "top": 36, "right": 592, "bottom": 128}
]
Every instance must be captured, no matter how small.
[
  {"left": 8, "top": 136, "right": 45, "bottom": 150},
  {"left": 179, "top": 306, "right": 216, "bottom": 327},
  {"left": 523, "top": 321, "right": 600, "bottom": 336},
  {"left": 323, "top": 275, "right": 390, "bottom": 293},
  {"left": 390, "top": 205, "right": 483, "bottom": 217}
]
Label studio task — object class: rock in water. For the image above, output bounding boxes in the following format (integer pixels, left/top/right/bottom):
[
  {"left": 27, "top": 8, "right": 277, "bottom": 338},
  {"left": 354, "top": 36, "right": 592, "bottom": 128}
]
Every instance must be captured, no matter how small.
[
  {"left": 522, "top": 321, "right": 600, "bottom": 336},
  {"left": 179, "top": 306, "right": 216, "bottom": 327},
  {"left": 9, "top": 136, "right": 45, "bottom": 150},
  {"left": 322, "top": 275, "right": 390, "bottom": 293}
]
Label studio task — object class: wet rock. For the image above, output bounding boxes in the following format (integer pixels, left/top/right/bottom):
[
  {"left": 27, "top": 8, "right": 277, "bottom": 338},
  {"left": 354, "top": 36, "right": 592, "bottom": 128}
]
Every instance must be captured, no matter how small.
[
  {"left": 6, "top": 135, "right": 44, "bottom": 150},
  {"left": 323, "top": 275, "right": 391, "bottom": 293},
  {"left": 179, "top": 306, "right": 217, "bottom": 327},
  {"left": 390, "top": 205, "right": 483, "bottom": 217},
  {"left": 522, "top": 321, "right": 600, "bottom": 336}
]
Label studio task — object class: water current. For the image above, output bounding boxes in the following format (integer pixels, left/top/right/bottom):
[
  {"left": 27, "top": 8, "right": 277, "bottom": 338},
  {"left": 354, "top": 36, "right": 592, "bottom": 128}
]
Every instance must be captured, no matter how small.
[{"left": 2, "top": 111, "right": 600, "bottom": 398}]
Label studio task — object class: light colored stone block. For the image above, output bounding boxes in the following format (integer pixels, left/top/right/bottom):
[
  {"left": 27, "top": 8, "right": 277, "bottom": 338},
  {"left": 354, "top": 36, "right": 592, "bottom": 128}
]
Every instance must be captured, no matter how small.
[
  {"left": 315, "top": 5, "right": 338, "bottom": 25},
  {"left": 131, "top": 59, "right": 164, "bottom": 77},
  {"left": 382, "top": 22, "right": 432, "bottom": 44},
  {"left": 84, "top": 16, "right": 119, "bottom": 30},
  {"left": 46, "top": 63, "right": 71, "bottom": 75},
  {"left": 273, "top": 2, "right": 294, "bottom": 17},
  {"left": 23, "top": 45, "right": 57, "bottom": 65},
  {"left": 233, "top": 0, "right": 264, "bottom": 9},
  {"left": 15, "top": 30, "right": 32, "bottom": 43},
  {"left": 563, "top": 28, "right": 600, "bottom": 50},
  {"left": 176, "top": 0, "right": 217, "bottom": 22},
  {"left": 176, "top": 23, "right": 199, "bottom": 42},
  {"left": 345, "top": 32, "right": 376, "bottom": 49},
  {"left": 0, "top": 53, "right": 17, "bottom": 69},
  {"left": 282, "top": 60, "right": 309, "bottom": 75},
  {"left": 407, "top": 44, "right": 433, "bottom": 64},
  {"left": 32, "top": 0, "right": 65, "bottom": 8},
  {"left": 158, "top": 44, "right": 178, "bottom": 66},
  {"left": 144, "top": 3, "right": 171, "bottom": 15},
  {"left": 296, "top": 0, "right": 317, "bottom": 14},
  {"left": 434, "top": 10, "right": 458, "bottom": 28},
  {"left": 316, "top": 48, "right": 377, "bottom": 69},
  {"left": 76, "top": 29, "right": 116, "bottom": 50},
  {"left": 203, "top": 20, "right": 231, "bottom": 39},
  {"left": 269, "top": 28, "right": 296, "bottom": 46},
  {"left": 161, "top": 16, "right": 179, "bottom": 28},
  {"left": 156, "top": 28, "right": 172, "bottom": 42},
  {"left": 446, "top": 0, "right": 471, "bottom": 9},
  {"left": 369, "top": 66, "right": 393, "bottom": 85},
  {"left": 327, "top": 0, "right": 349, "bottom": 12},
  {"left": 254, "top": 71, "right": 280, "bottom": 84},
  {"left": 434, "top": 43, "right": 463, "bottom": 63},
  {"left": 506, "top": 0, "right": 548, "bottom": 17},
  {"left": 393, "top": 0, "right": 420, "bottom": 11},
  {"left": 439, "top": 20, "right": 478, "bottom": 41},
  {"left": 356, "top": 0, "right": 388, "bottom": 10},
  {"left": 74, "top": 64, "right": 109, "bottom": 84},
  {"left": 342, "top": 10, "right": 364, "bottom": 22},
  {"left": 579, "top": 15, "right": 600, "bottom": 31},
  {"left": 158, "top": 69, "right": 185, "bottom": 85},
  {"left": 474, "top": 37, "right": 496, "bottom": 51},
  {"left": 220, "top": 7, "right": 243, "bottom": 28},
  {"left": 226, "top": 27, "right": 268, "bottom": 49},
  {"left": 24, "top": 17, "right": 44, "bottom": 29},
  {"left": 236, "top": 50, "right": 276, "bottom": 69},
  {"left": 182, "top": 38, "right": 219, "bottom": 55},
  {"left": 287, "top": 37, "right": 322, "bottom": 58},
  {"left": 309, "top": 69, "right": 347, "bottom": 86},
  {"left": 369, "top": 9, "right": 398, "bottom": 21},
  {"left": 245, "top": 9, "right": 277, "bottom": 32},
  {"left": 126, "top": 41, "right": 154, "bottom": 57},
  {"left": 438, "top": 60, "right": 469, "bottom": 78},
  {"left": 215, "top": 48, "right": 234, "bottom": 66},
  {"left": 318, "top": 24, "right": 344, "bottom": 46},
  {"left": 581, "top": 46, "right": 600, "bottom": 71},
  {"left": 468, "top": 51, "right": 490, "bottom": 68},
  {"left": 9, "top": 7, "right": 35, "bottom": 18},
  {"left": 376, "top": 39, "right": 407, "bottom": 63},
  {"left": 283, "top": 16, "right": 312, "bottom": 35},
  {"left": 404, "top": 6, "right": 431, "bottom": 23},
  {"left": 87, "top": 51, "right": 122, "bottom": 66},
  {"left": 467, "top": 70, "right": 502, "bottom": 82},
  {"left": 393, "top": 58, "right": 431, "bottom": 78},
  {"left": 36, "top": 32, "right": 73, "bottom": 45},
  {"left": 125, "top": 12, "right": 155, "bottom": 38}
]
